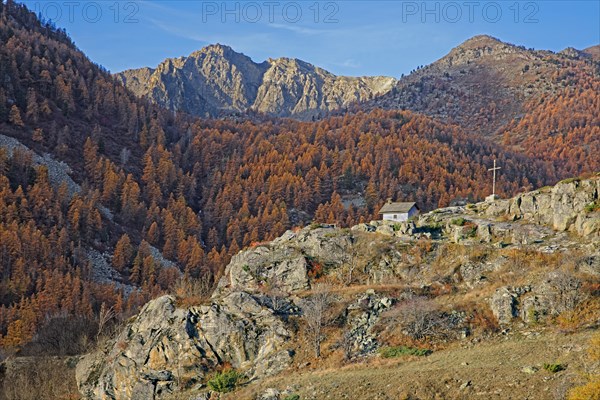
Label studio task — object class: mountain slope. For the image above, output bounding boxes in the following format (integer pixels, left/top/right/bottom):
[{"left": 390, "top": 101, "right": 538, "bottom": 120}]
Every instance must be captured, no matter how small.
[
  {"left": 364, "top": 35, "right": 599, "bottom": 136},
  {"left": 76, "top": 175, "right": 600, "bottom": 399},
  {"left": 116, "top": 44, "right": 397, "bottom": 119},
  {"left": 0, "top": 1, "right": 597, "bottom": 365}
]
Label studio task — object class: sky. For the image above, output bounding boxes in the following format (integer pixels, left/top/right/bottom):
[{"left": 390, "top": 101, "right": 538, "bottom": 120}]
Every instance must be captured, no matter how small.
[{"left": 19, "top": 0, "right": 600, "bottom": 77}]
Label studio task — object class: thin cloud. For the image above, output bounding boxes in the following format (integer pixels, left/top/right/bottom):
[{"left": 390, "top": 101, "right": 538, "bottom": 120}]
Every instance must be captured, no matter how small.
[
  {"left": 330, "top": 59, "right": 361, "bottom": 69},
  {"left": 269, "top": 23, "right": 332, "bottom": 35}
]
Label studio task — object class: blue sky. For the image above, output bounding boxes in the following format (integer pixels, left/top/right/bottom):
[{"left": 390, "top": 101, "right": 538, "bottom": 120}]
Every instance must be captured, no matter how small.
[{"left": 20, "top": 1, "right": 600, "bottom": 77}]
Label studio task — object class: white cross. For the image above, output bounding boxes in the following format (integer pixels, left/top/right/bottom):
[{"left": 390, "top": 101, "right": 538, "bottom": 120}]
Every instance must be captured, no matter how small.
[{"left": 488, "top": 159, "right": 501, "bottom": 196}]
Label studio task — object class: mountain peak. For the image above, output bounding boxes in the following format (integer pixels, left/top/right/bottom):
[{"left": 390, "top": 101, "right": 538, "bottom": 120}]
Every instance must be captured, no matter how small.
[
  {"left": 456, "top": 34, "right": 509, "bottom": 50},
  {"left": 190, "top": 43, "right": 239, "bottom": 58}
]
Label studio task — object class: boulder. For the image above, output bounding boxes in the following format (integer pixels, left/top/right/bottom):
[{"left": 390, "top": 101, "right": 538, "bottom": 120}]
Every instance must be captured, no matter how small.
[
  {"left": 489, "top": 286, "right": 531, "bottom": 325},
  {"left": 221, "top": 245, "right": 309, "bottom": 295},
  {"left": 344, "top": 291, "right": 394, "bottom": 356},
  {"left": 77, "top": 294, "right": 293, "bottom": 399}
]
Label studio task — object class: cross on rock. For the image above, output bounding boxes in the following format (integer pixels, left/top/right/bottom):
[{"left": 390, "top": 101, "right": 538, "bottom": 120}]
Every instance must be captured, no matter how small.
[{"left": 488, "top": 159, "right": 501, "bottom": 196}]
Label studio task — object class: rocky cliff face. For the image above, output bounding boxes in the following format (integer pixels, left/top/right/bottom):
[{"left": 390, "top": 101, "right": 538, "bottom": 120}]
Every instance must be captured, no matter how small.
[
  {"left": 484, "top": 176, "right": 600, "bottom": 236},
  {"left": 76, "top": 176, "right": 599, "bottom": 399},
  {"left": 116, "top": 44, "right": 396, "bottom": 119}
]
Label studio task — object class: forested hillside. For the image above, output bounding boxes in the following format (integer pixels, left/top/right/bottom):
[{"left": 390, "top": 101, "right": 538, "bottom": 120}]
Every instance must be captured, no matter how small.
[{"left": 0, "top": 0, "right": 597, "bottom": 352}]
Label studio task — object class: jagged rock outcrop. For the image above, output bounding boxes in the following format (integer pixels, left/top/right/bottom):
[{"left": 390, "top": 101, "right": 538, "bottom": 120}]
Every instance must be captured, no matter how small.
[
  {"left": 344, "top": 290, "right": 393, "bottom": 356},
  {"left": 77, "top": 292, "right": 294, "bottom": 400},
  {"left": 76, "top": 225, "right": 355, "bottom": 400},
  {"left": 490, "top": 271, "right": 585, "bottom": 326},
  {"left": 484, "top": 176, "right": 600, "bottom": 236},
  {"left": 216, "top": 226, "right": 353, "bottom": 296},
  {"left": 116, "top": 44, "right": 396, "bottom": 119}
]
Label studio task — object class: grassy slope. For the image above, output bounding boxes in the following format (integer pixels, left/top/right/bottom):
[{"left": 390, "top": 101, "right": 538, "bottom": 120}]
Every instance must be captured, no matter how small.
[{"left": 230, "top": 330, "right": 595, "bottom": 400}]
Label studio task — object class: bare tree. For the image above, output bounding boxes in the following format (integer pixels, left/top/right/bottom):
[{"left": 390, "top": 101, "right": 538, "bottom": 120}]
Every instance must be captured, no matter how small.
[
  {"left": 386, "top": 296, "right": 441, "bottom": 340},
  {"left": 262, "top": 277, "right": 288, "bottom": 314},
  {"left": 301, "top": 283, "right": 334, "bottom": 358},
  {"left": 344, "top": 238, "right": 360, "bottom": 286},
  {"left": 120, "top": 147, "right": 131, "bottom": 166},
  {"left": 171, "top": 274, "right": 214, "bottom": 305},
  {"left": 96, "top": 302, "right": 115, "bottom": 342}
]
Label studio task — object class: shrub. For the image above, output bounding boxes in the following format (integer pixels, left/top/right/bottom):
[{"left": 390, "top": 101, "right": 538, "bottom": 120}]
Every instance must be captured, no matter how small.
[
  {"left": 307, "top": 261, "right": 324, "bottom": 279},
  {"left": 0, "top": 358, "right": 80, "bottom": 400},
  {"left": 584, "top": 201, "right": 599, "bottom": 213},
  {"left": 557, "top": 298, "right": 600, "bottom": 331},
  {"left": 543, "top": 363, "right": 566, "bottom": 373},
  {"left": 567, "top": 333, "right": 600, "bottom": 399},
  {"left": 466, "top": 226, "right": 477, "bottom": 238},
  {"left": 378, "top": 346, "right": 432, "bottom": 358},
  {"left": 468, "top": 307, "right": 500, "bottom": 334},
  {"left": 451, "top": 218, "right": 467, "bottom": 226},
  {"left": 589, "top": 333, "right": 600, "bottom": 361},
  {"left": 20, "top": 315, "right": 98, "bottom": 356},
  {"left": 559, "top": 177, "right": 581, "bottom": 184},
  {"left": 207, "top": 369, "right": 244, "bottom": 393},
  {"left": 284, "top": 395, "right": 301, "bottom": 400}
]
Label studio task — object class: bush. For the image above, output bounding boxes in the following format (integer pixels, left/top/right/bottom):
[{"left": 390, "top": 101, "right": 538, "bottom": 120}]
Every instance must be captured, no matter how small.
[
  {"left": 543, "top": 363, "right": 566, "bottom": 373},
  {"left": 557, "top": 298, "right": 600, "bottom": 331},
  {"left": 585, "top": 201, "right": 599, "bottom": 213},
  {"left": 0, "top": 357, "right": 80, "bottom": 400},
  {"left": 284, "top": 395, "right": 301, "bottom": 400},
  {"left": 378, "top": 345, "right": 432, "bottom": 358},
  {"left": 568, "top": 333, "right": 600, "bottom": 400},
  {"left": 207, "top": 369, "right": 244, "bottom": 393},
  {"left": 451, "top": 218, "right": 467, "bottom": 226}
]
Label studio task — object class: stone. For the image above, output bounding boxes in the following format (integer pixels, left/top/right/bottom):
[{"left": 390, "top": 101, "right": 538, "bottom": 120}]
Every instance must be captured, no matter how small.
[
  {"left": 460, "top": 380, "right": 472, "bottom": 389},
  {"left": 521, "top": 366, "right": 539, "bottom": 374},
  {"left": 375, "top": 224, "right": 395, "bottom": 236},
  {"left": 490, "top": 287, "right": 529, "bottom": 325},
  {"left": 259, "top": 388, "right": 281, "bottom": 400}
]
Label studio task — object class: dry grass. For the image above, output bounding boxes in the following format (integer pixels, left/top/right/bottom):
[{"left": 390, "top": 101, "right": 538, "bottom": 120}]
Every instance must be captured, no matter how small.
[
  {"left": 556, "top": 298, "right": 600, "bottom": 332},
  {"left": 227, "top": 330, "right": 596, "bottom": 400}
]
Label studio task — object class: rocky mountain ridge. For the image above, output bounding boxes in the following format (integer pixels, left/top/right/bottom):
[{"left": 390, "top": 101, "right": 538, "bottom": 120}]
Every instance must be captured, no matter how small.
[
  {"left": 363, "top": 35, "right": 599, "bottom": 135},
  {"left": 116, "top": 44, "right": 396, "bottom": 119},
  {"left": 76, "top": 175, "right": 600, "bottom": 399}
]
